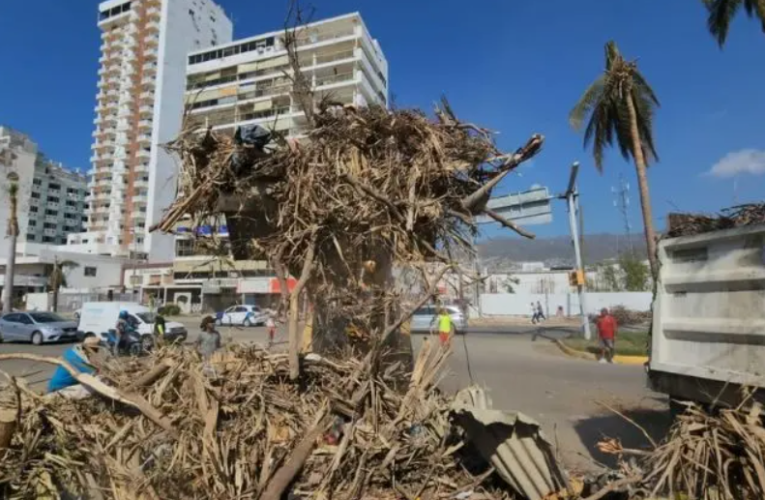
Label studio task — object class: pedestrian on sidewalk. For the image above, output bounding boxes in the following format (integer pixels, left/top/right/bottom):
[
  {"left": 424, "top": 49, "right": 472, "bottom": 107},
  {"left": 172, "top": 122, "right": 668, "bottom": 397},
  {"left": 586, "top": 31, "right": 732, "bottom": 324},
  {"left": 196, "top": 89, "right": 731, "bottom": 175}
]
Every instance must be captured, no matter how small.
[
  {"left": 530, "top": 302, "right": 539, "bottom": 324},
  {"left": 596, "top": 308, "right": 617, "bottom": 364},
  {"left": 536, "top": 301, "right": 546, "bottom": 322}
]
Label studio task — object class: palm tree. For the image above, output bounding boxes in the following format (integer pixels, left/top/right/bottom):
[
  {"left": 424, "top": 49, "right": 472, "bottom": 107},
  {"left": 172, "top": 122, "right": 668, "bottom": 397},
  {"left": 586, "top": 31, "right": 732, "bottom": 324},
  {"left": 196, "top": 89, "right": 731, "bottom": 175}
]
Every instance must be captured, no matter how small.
[
  {"left": 702, "top": 0, "right": 765, "bottom": 46},
  {"left": 1, "top": 172, "right": 19, "bottom": 314},
  {"left": 569, "top": 41, "right": 660, "bottom": 276},
  {"left": 47, "top": 258, "right": 79, "bottom": 313}
]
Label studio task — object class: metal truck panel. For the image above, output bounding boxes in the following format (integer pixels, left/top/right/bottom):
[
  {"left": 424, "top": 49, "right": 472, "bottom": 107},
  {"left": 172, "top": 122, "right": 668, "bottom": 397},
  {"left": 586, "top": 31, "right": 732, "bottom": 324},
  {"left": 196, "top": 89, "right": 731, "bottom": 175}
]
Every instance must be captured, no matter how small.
[{"left": 651, "top": 224, "right": 765, "bottom": 388}]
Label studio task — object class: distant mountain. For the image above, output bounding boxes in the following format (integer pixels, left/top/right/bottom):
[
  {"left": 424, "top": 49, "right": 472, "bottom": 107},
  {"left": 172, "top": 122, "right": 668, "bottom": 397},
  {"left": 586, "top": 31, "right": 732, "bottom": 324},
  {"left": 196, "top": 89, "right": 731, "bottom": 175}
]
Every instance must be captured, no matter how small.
[{"left": 478, "top": 233, "right": 646, "bottom": 269}]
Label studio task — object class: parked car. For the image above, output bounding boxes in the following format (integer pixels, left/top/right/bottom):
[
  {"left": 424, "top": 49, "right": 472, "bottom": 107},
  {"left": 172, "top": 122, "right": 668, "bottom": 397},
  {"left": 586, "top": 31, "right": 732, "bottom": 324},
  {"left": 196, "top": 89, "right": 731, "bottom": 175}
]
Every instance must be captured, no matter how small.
[
  {"left": 409, "top": 305, "right": 467, "bottom": 335},
  {"left": 216, "top": 305, "right": 268, "bottom": 327},
  {"left": 0, "top": 312, "right": 79, "bottom": 345},
  {"left": 76, "top": 302, "right": 187, "bottom": 345}
]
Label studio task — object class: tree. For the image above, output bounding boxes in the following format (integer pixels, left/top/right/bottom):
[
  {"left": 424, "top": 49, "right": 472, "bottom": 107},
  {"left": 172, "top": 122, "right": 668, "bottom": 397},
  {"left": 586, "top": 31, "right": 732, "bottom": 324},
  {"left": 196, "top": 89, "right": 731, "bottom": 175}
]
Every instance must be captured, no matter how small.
[
  {"left": 47, "top": 258, "right": 79, "bottom": 313},
  {"left": 618, "top": 253, "right": 650, "bottom": 291},
  {"left": 702, "top": 0, "right": 765, "bottom": 47},
  {"left": 501, "top": 275, "right": 520, "bottom": 293},
  {"left": 570, "top": 41, "right": 660, "bottom": 277},
  {"left": 1, "top": 172, "right": 19, "bottom": 315}
]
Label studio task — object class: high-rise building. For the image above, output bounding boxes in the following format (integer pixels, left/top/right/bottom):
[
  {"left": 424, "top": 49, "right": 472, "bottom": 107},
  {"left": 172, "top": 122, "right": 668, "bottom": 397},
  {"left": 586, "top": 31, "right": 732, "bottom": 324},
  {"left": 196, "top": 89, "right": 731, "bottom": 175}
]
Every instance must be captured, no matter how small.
[
  {"left": 168, "top": 13, "right": 388, "bottom": 309},
  {"left": 67, "top": 0, "right": 233, "bottom": 259},
  {"left": 0, "top": 127, "right": 88, "bottom": 256},
  {"left": 184, "top": 12, "right": 388, "bottom": 136}
]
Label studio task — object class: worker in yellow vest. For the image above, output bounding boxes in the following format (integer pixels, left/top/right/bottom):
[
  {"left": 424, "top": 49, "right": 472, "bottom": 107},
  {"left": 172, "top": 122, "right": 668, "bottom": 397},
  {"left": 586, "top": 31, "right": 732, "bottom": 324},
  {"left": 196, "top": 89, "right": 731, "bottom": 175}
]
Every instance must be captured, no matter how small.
[{"left": 434, "top": 307, "right": 453, "bottom": 346}]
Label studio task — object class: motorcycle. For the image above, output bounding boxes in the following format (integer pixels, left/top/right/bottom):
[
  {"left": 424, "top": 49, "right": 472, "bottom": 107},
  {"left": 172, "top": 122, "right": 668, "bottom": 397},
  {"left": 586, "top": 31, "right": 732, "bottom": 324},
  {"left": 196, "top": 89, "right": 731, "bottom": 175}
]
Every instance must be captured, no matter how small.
[{"left": 102, "top": 328, "right": 153, "bottom": 356}]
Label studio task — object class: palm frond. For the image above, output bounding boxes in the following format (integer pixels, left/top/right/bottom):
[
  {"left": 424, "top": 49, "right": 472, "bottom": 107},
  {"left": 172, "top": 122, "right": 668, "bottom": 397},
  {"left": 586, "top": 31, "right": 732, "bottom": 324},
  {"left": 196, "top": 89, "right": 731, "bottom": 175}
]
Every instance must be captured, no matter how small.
[
  {"left": 569, "top": 75, "right": 606, "bottom": 131},
  {"left": 705, "top": 0, "right": 743, "bottom": 46},
  {"left": 604, "top": 40, "right": 622, "bottom": 71},
  {"left": 632, "top": 70, "right": 660, "bottom": 106},
  {"left": 632, "top": 89, "right": 660, "bottom": 163}
]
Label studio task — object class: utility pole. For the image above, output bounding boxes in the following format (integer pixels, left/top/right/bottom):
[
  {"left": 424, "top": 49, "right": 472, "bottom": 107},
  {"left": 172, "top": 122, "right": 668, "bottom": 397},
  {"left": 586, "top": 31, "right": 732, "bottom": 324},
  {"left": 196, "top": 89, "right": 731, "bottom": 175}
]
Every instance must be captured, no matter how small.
[{"left": 560, "top": 163, "right": 591, "bottom": 340}]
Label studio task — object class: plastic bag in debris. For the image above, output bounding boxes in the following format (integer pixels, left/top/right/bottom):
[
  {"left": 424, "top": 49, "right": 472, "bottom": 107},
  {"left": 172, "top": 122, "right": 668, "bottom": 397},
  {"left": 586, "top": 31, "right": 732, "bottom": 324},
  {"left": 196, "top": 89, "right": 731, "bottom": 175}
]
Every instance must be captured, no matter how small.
[{"left": 234, "top": 124, "right": 271, "bottom": 149}]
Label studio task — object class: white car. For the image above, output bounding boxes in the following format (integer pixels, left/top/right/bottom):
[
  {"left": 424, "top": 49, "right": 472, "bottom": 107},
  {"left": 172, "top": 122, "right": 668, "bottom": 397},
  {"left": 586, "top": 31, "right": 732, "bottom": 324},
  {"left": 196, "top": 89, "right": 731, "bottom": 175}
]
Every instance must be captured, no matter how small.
[{"left": 215, "top": 305, "right": 268, "bottom": 327}]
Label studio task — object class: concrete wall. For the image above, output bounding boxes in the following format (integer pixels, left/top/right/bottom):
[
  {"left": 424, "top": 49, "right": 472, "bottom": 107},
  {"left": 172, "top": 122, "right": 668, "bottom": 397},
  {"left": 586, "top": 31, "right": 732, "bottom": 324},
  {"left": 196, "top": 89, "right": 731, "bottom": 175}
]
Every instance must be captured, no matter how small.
[{"left": 480, "top": 292, "right": 652, "bottom": 317}]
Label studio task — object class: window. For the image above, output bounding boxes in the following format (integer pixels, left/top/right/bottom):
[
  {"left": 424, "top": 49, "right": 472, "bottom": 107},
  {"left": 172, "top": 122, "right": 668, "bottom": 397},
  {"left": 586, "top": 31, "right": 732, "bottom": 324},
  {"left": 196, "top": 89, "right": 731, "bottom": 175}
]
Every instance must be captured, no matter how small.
[
  {"left": 47, "top": 197, "right": 59, "bottom": 203},
  {"left": 45, "top": 209, "right": 57, "bottom": 216},
  {"left": 48, "top": 183, "right": 61, "bottom": 191},
  {"left": 31, "top": 192, "right": 40, "bottom": 199},
  {"left": 33, "top": 179, "right": 42, "bottom": 186},
  {"left": 28, "top": 220, "right": 36, "bottom": 227},
  {"left": 42, "top": 236, "right": 54, "bottom": 243},
  {"left": 26, "top": 234, "right": 36, "bottom": 241},
  {"left": 30, "top": 207, "right": 38, "bottom": 213},
  {"left": 43, "top": 222, "right": 56, "bottom": 229},
  {"left": 84, "top": 267, "right": 98, "bottom": 277},
  {"left": 66, "top": 201, "right": 76, "bottom": 207}
]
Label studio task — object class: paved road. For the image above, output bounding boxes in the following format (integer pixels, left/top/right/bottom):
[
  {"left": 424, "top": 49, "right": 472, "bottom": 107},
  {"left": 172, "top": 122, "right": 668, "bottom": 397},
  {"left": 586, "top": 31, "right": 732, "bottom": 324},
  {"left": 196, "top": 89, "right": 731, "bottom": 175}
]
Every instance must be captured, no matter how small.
[{"left": 0, "top": 321, "right": 669, "bottom": 473}]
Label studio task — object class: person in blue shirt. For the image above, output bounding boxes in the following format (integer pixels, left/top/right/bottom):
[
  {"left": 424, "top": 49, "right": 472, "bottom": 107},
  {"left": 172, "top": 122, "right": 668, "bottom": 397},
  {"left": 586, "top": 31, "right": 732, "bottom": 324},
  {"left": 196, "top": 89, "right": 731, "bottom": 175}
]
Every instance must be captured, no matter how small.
[{"left": 47, "top": 336, "right": 101, "bottom": 397}]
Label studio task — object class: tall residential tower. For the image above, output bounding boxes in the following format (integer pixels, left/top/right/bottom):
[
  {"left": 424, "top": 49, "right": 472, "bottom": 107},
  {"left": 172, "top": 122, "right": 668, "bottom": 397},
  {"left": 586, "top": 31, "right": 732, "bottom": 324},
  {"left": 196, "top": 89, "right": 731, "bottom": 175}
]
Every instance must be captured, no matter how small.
[{"left": 68, "top": 0, "right": 232, "bottom": 259}]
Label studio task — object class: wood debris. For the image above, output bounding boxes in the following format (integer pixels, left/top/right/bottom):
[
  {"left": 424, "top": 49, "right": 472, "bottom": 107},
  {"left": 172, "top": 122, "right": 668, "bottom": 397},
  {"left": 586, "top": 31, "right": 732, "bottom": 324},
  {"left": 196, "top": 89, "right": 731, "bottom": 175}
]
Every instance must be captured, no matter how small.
[
  {"left": 0, "top": 342, "right": 521, "bottom": 499},
  {"left": 667, "top": 202, "right": 765, "bottom": 238}
]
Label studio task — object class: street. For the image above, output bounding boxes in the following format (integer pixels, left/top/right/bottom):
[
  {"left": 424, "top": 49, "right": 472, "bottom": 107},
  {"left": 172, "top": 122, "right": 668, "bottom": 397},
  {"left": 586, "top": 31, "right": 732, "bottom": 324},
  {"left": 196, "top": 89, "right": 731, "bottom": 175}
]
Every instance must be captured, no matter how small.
[{"left": 0, "top": 320, "right": 670, "bottom": 473}]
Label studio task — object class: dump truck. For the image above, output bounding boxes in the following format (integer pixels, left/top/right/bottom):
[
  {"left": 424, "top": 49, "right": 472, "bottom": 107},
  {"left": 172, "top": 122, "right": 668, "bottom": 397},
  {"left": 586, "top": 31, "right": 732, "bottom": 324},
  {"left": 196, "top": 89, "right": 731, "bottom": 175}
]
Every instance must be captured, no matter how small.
[{"left": 648, "top": 223, "right": 765, "bottom": 407}]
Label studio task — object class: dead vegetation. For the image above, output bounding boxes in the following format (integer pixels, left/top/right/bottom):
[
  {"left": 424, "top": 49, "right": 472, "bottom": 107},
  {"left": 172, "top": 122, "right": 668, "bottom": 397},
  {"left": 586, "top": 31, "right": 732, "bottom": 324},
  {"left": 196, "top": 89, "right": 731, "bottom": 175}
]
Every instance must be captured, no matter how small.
[
  {"left": 0, "top": 342, "right": 532, "bottom": 500},
  {"left": 667, "top": 203, "right": 765, "bottom": 238}
]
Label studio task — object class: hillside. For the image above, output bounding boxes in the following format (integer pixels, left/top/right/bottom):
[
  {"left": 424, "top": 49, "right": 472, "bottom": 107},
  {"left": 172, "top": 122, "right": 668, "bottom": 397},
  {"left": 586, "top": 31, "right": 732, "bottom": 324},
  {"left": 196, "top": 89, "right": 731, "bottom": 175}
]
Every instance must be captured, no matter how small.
[{"left": 478, "top": 233, "right": 646, "bottom": 269}]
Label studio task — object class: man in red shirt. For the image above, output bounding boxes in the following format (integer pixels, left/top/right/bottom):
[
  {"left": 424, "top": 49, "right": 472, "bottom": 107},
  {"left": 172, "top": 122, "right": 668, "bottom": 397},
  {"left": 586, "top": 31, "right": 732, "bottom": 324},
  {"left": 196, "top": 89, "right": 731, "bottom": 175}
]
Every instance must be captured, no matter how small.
[{"left": 596, "top": 308, "right": 617, "bottom": 363}]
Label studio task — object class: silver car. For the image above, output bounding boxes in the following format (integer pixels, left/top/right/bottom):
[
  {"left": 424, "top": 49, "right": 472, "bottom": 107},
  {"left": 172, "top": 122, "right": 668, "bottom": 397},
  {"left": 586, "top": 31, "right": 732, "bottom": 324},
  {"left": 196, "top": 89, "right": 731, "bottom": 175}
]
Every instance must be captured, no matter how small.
[
  {"left": 410, "top": 305, "right": 467, "bottom": 334},
  {"left": 0, "top": 312, "right": 79, "bottom": 345}
]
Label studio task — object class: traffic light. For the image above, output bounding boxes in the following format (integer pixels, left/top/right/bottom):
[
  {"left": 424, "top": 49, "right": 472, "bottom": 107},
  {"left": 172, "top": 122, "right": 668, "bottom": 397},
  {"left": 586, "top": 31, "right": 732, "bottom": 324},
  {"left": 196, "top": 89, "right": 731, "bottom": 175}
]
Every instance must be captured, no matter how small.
[{"left": 569, "top": 270, "right": 585, "bottom": 287}]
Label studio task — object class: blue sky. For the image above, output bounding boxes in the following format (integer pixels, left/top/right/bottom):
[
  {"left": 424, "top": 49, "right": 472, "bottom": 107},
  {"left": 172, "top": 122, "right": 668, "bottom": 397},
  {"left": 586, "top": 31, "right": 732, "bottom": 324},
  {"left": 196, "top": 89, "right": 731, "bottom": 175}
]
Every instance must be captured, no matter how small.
[{"left": 1, "top": 0, "right": 763, "bottom": 239}]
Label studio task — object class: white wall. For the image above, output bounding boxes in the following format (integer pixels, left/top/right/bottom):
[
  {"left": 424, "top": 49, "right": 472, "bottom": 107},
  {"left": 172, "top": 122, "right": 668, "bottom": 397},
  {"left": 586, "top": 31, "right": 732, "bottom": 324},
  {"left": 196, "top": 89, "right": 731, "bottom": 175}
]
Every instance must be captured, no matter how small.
[
  {"left": 145, "top": 0, "right": 232, "bottom": 261},
  {"left": 480, "top": 292, "right": 652, "bottom": 317}
]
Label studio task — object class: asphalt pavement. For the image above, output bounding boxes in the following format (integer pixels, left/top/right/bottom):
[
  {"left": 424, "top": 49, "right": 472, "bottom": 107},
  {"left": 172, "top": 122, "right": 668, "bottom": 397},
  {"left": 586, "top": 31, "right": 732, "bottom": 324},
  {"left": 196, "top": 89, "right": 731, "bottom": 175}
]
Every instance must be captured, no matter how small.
[{"left": 0, "top": 319, "right": 669, "bottom": 473}]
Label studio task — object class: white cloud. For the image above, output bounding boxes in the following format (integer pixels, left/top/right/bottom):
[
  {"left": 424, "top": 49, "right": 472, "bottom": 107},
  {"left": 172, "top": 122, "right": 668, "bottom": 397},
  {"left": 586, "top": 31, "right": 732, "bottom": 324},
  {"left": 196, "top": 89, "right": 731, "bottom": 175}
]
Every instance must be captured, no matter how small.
[{"left": 706, "top": 149, "right": 765, "bottom": 178}]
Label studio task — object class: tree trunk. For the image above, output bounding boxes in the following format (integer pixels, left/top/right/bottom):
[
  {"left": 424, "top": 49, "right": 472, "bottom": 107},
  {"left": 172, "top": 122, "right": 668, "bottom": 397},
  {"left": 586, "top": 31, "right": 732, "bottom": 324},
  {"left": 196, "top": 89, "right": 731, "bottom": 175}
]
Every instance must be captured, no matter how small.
[
  {"left": 1, "top": 233, "right": 17, "bottom": 315},
  {"left": 625, "top": 94, "right": 658, "bottom": 278},
  {"left": 52, "top": 285, "right": 59, "bottom": 313}
]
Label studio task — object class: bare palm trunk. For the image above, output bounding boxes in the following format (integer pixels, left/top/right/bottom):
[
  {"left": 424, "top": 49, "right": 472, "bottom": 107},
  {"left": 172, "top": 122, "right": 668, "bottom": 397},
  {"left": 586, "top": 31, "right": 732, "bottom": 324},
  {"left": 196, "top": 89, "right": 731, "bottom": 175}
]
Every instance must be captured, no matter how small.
[
  {"left": 625, "top": 94, "right": 658, "bottom": 278},
  {"left": 52, "top": 285, "right": 59, "bottom": 313},
  {"left": 1, "top": 233, "right": 16, "bottom": 314}
]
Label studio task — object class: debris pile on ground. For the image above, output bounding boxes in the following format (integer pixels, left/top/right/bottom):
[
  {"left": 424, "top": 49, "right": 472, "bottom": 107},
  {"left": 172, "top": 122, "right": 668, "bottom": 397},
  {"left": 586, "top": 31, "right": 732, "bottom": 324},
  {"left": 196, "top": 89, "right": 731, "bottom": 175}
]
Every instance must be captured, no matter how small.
[
  {"left": 667, "top": 202, "right": 765, "bottom": 238},
  {"left": 0, "top": 342, "right": 572, "bottom": 499},
  {"left": 608, "top": 305, "right": 652, "bottom": 326},
  {"left": 599, "top": 400, "right": 765, "bottom": 500}
]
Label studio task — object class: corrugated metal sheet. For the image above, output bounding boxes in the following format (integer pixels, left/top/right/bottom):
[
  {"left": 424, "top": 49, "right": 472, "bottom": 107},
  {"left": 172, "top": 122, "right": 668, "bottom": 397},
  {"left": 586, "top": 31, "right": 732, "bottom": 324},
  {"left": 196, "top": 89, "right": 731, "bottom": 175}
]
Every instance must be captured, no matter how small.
[{"left": 451, "top": 387, "right": 568, "bottom": 500}]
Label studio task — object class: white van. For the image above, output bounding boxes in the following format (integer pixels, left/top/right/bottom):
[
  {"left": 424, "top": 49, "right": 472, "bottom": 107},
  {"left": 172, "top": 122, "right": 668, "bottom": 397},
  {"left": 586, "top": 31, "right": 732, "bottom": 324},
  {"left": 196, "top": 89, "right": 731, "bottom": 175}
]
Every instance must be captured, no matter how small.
[{"left": 77, "top": 302, "right": 188, "bottom": 344}]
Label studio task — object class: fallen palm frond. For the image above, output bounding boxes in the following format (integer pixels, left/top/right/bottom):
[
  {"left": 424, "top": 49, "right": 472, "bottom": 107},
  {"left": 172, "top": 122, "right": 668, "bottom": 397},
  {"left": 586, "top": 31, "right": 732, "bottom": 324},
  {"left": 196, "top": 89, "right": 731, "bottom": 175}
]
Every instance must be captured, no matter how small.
[{"left": 0, "top": 342, "right": 524, "bottom": 499}]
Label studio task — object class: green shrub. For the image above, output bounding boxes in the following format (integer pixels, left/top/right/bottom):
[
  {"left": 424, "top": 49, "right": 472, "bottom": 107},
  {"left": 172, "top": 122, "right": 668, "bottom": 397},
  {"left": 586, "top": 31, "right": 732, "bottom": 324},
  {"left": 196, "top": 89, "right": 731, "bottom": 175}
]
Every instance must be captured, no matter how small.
[{"left": 158, "top": 304, "right": 182, "bottom": 316}]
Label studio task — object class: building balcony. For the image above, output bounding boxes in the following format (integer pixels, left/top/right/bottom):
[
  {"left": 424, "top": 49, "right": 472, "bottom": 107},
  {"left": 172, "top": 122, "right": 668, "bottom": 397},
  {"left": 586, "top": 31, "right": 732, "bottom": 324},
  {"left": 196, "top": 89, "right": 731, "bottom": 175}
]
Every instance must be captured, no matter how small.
[
  {"left": 141, "top": 76, "right": 155, "bottom": 87},
  {"left": 135, "top": 164, "right": 150, "bottom": 174},
  {"left": 132, "top": 194, "right": 149, "bottom": 204},
  {"left": 139, "top": 104, "right": 153, "bottom": 116},
  {"left": 147, "top": 5, "right": 161, "bottom": 17},
  {"left": 139, "top": 119, "right": 153, "bottom": 129},
  {"left": 144, "top": 46, "right": 158, "bottom": 58},
  {"left": 146, "top": 20, "right": 160, "bottom": 32},
  {"left": 137, "top": 133, "right": 152, "bottom": 143},
  {"left": 134, "top": 179, "right": 149, "bottom": 189},
  {"left": 137, "top": 150, "right": 151, "bottom": 160}
]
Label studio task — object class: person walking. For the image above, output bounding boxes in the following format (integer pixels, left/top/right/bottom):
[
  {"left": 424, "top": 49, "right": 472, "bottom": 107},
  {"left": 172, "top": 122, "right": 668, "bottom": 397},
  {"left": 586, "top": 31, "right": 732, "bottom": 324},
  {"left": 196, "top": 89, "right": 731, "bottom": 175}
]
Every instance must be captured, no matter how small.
[
  {"left": 536, "top": 301, "right": 546, "bottom": 322},
  {"left": 266, "top": 311, "right": 276, "bottom": 347},
  {"left": 596, "top": 308, "right": 618, "bottom": 363},
  {"left": 530, "top": 302, "right": 538, "bottom": 324}
]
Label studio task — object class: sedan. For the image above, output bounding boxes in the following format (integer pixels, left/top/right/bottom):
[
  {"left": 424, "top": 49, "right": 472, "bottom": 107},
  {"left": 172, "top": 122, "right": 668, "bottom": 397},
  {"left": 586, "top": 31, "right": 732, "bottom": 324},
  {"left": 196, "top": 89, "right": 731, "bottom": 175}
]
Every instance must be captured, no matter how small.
[
  {"left": 215, "top": 305, "right": 268, "bottom": 327},
  {"left": 0, "top": 312, "right": 79, "bottom": 345}
]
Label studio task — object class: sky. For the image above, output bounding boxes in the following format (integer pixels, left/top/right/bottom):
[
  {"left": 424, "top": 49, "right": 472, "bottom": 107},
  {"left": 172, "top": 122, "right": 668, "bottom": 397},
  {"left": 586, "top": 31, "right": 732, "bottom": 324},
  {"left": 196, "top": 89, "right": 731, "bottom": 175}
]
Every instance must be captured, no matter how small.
[{"left": 0, "top": 0, "right": 763, "bottom": 240}]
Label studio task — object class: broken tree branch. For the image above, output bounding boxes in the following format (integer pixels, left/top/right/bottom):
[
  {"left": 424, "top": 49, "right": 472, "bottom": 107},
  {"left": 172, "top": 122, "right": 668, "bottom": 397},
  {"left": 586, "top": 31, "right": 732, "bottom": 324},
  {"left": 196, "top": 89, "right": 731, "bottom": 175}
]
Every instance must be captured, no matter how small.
[{"left": 482, "top": 208, "right": 535, "bottom": 239}]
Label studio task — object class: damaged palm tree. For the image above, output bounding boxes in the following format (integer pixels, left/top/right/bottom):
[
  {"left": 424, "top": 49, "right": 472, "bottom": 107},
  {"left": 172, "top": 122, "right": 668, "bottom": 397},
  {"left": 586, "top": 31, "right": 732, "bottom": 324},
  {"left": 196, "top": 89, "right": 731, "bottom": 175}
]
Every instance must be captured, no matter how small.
[{"left": 153, "top": 21, "right": 543, "bottom": 379}]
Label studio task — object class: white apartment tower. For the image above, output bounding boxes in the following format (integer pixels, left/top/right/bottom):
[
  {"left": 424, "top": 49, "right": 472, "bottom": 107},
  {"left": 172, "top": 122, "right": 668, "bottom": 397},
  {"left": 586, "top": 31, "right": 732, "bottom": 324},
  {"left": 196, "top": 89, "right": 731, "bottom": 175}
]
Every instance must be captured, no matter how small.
[
  {"left": 184, "top": 13, "right": 388, "bottom": 136},
  {"left": 68, "top": 0, "right": 232, "bottom": 260}
]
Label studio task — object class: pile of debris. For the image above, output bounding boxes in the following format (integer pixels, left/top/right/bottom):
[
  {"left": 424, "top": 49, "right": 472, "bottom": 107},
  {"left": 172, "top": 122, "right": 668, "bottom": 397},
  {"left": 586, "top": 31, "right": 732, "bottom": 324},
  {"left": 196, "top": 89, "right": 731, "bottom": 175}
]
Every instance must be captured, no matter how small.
[
  {"left": 152, "top": 101, "right": 543, "bottom": 362},
  {"left": 0, "top": 342, "right": 568, "bottom": 500},
  {"left": 667, "top": 202, "right": 765, "bottom": 238}
]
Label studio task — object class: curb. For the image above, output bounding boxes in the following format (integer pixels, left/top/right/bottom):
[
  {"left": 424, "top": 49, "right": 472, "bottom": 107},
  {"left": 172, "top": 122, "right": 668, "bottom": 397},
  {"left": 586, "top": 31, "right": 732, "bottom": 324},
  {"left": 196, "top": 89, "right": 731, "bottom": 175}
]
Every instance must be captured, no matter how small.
[{"left": 553, "top": 339, "right": 648, "bottom": 366}]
